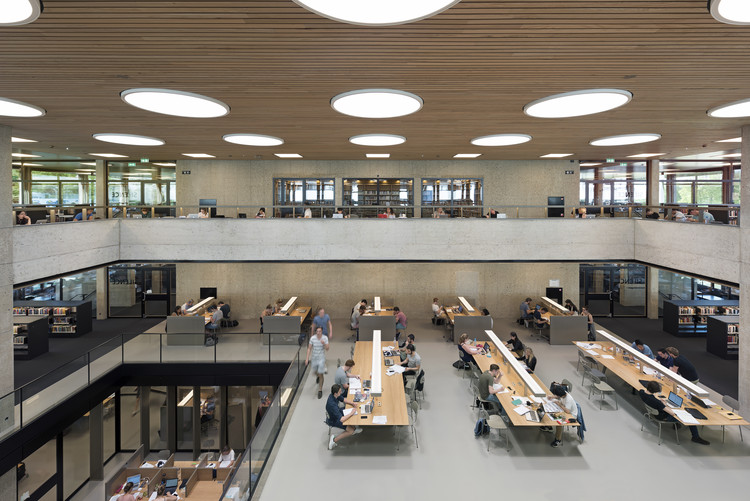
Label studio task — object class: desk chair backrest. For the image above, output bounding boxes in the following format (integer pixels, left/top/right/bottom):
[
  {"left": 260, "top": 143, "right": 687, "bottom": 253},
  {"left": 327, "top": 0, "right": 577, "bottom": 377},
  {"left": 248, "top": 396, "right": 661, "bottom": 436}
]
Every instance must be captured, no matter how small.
[
  {"left": 643, "top": 403, "right": 662, "bottom": 419},
  {"left": 561, "top": 378, "right": 574, "bottom": 393},
  {"left": 415, "top": 370, "right": 425, "bottom": 392},
  {"left": 458, "top": 345, "right": 473, "bottom": 363},
  {"left": 723, "top": 395, "right": 740, "bottom": 412}
]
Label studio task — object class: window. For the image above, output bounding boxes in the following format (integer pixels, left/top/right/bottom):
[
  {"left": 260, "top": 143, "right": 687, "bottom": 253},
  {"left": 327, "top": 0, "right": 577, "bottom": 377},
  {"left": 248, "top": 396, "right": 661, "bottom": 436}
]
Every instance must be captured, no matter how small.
[
  {"left": 107, "top": 162, "right": 176, "bottom": 207},
  {"left": 579, "top": 164, "right": 646, "bottom": 206},
  {"left": 421, "top": 178, "right": 482, "bottom": 217},
  {"left": 273, "top": 178, "right": 335, "bottom": 217}
]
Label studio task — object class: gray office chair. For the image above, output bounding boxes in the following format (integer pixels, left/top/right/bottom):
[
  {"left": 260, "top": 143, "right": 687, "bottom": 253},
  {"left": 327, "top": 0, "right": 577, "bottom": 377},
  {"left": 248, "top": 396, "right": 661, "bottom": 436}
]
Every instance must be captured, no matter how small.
[
  {"left": 481, "top": 409, "right": 509, "bottom": 452},
  {"left": 469, "top": 362, "right": 482, "bottom": 389},
  {"left": 561, "top": 379, "right": 574, "bottom": 393},
  {"left": 576, "top": 351, "right": 596, "bottom": 374},
  {"left": 722, "top": 395, "right": 744, "bottom": 442},
  {"left": 582, "top": 364, "right": 606, "bottom": 388},
  {"left": 587, "top": 372, "right": 617, "bottom": 410},
  {"left": 409, "top": 400, "right": 419, "bottom": 449},
  {"left": 642, "top": 404, "right": 679, "bottom": 445}
]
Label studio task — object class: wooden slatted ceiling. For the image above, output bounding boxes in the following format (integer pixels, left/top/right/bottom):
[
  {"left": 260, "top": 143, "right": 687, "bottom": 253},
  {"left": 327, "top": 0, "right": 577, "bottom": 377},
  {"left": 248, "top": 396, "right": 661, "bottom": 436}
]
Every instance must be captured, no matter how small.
[{"left": 1, "top": 1, "right": 749, "bottom": 161}]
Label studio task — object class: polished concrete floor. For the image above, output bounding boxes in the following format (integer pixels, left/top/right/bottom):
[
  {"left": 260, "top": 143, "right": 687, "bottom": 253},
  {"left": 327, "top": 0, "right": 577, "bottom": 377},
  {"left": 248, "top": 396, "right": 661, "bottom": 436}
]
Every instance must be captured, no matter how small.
[{"left": 257, "top": 317, "right": 750, "bottom": 501}]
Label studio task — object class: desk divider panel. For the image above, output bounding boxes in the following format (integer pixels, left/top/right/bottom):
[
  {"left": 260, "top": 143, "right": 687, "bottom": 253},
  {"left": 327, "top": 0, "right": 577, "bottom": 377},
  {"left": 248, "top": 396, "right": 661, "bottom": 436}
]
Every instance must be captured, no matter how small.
[
  {"left": 197, "top": 467, "right": 214, "bottom": 481},
  {"left": 185, "top": 469, "right": 199, "bottom": 497},
  {"left": 103, "top": 445, "right": 145, "bottom": 497},
  {"left": 166, "top": 316, "right": 205, "bottom": 345},
  {"left": 358, "top": 315, "right": 395, "bottom": 342},
  {"left": 454, "top": 316, "right": 492, "bottom": 341},
  {"left": 262, "top": 315, "right": 302, "bottom": 345},
  {"left": 548, "top": 316, "right": 587, "bottom": 345}
]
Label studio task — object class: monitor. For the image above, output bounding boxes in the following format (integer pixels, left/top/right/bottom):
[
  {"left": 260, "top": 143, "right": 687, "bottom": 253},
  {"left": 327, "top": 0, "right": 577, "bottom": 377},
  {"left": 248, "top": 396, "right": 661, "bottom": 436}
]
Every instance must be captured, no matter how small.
[
  {"left": 332, "top": 213, "right": 344, "bottom": 219},
  {"left": 126, "top": 474, "right": 141, "bottom": 486},
  {"left": 165, "top": 478, "right": 179, "bottom": 489},
  {"left": 667, "top": 391, "right": 683, "bottom": 408}
]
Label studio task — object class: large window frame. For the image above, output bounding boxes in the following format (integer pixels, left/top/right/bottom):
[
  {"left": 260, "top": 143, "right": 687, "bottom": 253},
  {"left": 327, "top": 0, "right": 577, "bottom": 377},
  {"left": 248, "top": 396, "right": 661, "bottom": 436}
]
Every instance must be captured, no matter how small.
[{"left": 421, "top": 178, "right": 483, "bottom": 217}]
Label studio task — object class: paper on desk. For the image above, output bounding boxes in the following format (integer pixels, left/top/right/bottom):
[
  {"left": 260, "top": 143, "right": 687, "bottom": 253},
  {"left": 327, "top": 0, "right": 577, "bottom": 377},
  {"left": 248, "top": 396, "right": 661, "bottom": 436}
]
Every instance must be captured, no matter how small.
[
  {"left": 385, "top": 369, "right": 396, "bottom": 376},
  {"left": 388, "top": 365, "right": 406, "bottom": 373},
  {"left": 601, "top": 354, "right": 614, "bottom": 359},
  {"left": 343, "top": 408, "right": 354, "bottom": 416},
  {"left": 513, "top": 405, "right": 531, "bottom": 416},
  {"left": 219, "top": 460, "right": 232, "bottom": 468},
  {"left": 528, "top": 395, "right": 544, "bottom": 404},
  {"left": 585, "top": 349, "right": 599, "bottom": 356},
  {"left": 642, "top": 367, "right": 658, "bottom": 376},
  {"left": 703, "top": 399, "right": 717, "bottom": 407},
  {"left": 672, "top": 409, "right": 700, "bottom": 425},
  {"left": 383, "top": 345, "right": 395, "bottom": 350},
  {"left": 349, "top": 378, "right": 362, "bottom": 389},
  {"left": 373, "top": 416, "right": 387, "bottom": 425}
]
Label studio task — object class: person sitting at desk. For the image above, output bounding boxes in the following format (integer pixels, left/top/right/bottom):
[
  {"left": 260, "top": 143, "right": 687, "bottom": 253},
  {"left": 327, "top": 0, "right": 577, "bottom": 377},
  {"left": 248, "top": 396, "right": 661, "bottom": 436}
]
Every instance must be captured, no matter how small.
[
  {"left": 485, "top": 208, "right": 498, "bottom": 218},
  {"left": 505, "top": 331, "right": 524, "bottom": 357},
  {"left": 350, "top": 306, "right": 365, "bottom": 340},
  {"left": 393, "top": 306, "right": 407, "bottom": 341},
  {"left": 326, "top": 384, "right": 361, "bottom": 450},
  {"left": 523, "top": 347, "right": 537, "bottom": 373},
  {"left": 564, "top": 299, "right": 578, "bottom": 314},
  {"left": 519, "top": 298, "right": 534, "bottom": 321},
  {"left": 644, "top": 209, "right": 660, "bottom": 219},
  {"left": 354, "top": 298, "right": 368, "bottom": 312},
  {"left": 655, "top": 347, "right": 674, "bottom": 369},
  {"left": 581, "top": 305, "right": 596, "bottom": 341},
  {"left": 632, "top": 339, "right": 655, "bottom": 359},
  {"left": 199, "top": 208, "right": 209, "bottom": 218},
  {"left": 118, "top": 482, "right": 137, "bottom": 501},
  {"left": 73, "top": 210, "right": 94, "bottom": 221},
  {"left": 545, "top": 383, "right": 578, "bottom": 448},
  {"left": 206, "top": 305, "right": 222, "bottom": 330},
  {"left": 401, "top": 344, "right": 421, "bottom": 384},
  {"left": 638, "top": 380, "right": 709, "bottom": 445},
  {"left": 478, "top": 364, "right": 504, "bottom": 410},
  {"left": 672, "top": 210, "right": 686, "bottom": 222},
  {"left": 398, "top": 334, "right": 415, "bottom": 362},
  {"left": 666, "top": 347, "right": 699, "bottom": 383},
  {"left": 385, "top": 207, "right": 396, "bottom": 218},
  {"left": 688, "top": 208, "right": 714, "bottom": 224},
  {"left": 533, "top": 307, "right": 550, "bottom": 329},
  {"left": 218, "top": 300, "right": 230, "bottom": 319},
  {"left": 201, "top": 395, "right": 216, "bottom": 424},
  {"left": 16, "top": 211, "right": 31, "bottom": 225},
  {"left": 181, "top": 299, "right": 194, "bottom": 314},
  {"left": 335, "top": 359, "right": 359, "bottom": 397},
  {"left": 218, "top": 444, "right": 235, "bottom": 464},
  {"left": 255, "top": 207, "right": 266, "bottom": 218},
  {"left": 170, "top": 306, "right": 182, "bottom": 316},
  {"left": 433, "top": 207, "right": 446, "bottom": 218},
  {"left": 153, "top": 483, "right": 178, "bottom": 501},
  {"left": 140, "top": 208, "right": 151, "bottom": 218},
  {"left": 274, "top": 299, "right": 284, "bottom": 314},
  {"left": 432, "top": 298, "right": 447, "bottom": 320},
  {"left": 458, "top": 332, "right": 485, "bottom": 356},
  {"left": 306, "top": 326, "right": 329, "bottom": 399}
]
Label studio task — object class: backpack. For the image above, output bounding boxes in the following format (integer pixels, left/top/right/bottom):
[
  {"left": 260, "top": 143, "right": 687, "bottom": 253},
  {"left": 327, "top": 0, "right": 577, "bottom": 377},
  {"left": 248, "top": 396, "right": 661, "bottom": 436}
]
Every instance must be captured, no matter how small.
[{"left": 474, "top": 418, "right": 490, "bottom": 436}]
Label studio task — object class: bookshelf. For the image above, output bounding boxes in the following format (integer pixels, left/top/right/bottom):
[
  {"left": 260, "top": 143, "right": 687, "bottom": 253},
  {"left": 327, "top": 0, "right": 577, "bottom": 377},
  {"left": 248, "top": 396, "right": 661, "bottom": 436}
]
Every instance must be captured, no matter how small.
[
  {"left": 13, "top": 316, "right": 49, "bottom": 360},
  {"left": 662, "top": 299, "right": 739, "bottom": 337},
  {"left": 13, "top": 300, "right": 93, "bottom": 338},
  {"left": 343, "top": 178, "right": 413, "bottom": 207},
  {"left": 706, "top": 315, "right": 739, "bottom": 360}
]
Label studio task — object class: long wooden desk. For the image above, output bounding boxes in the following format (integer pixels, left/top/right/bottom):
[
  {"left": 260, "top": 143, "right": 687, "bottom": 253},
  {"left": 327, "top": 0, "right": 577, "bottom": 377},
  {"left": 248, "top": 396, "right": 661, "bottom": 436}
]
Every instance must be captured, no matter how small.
[
  {"left": 444, "top": 305, "right": 483, "bottom": 325},
  {"left": 348, "top": 341, "right": 409, "bottom": 426},
  {"left": 361, "top": 306, "right": 394, "bottom": 317},
  {"left": 472, "top": 342, "right": 578, "bottom": 427},
  {"left": 273, "top": 305, "right": 311, "bottom": 325},
  {"left": 574, "top": 341, "right": 749, "bottom": 433}
]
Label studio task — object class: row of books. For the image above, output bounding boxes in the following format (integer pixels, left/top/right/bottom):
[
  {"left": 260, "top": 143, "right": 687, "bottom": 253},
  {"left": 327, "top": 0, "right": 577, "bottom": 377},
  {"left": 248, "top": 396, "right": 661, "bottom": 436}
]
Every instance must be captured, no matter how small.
[
  {"left": 13, "top": 307, "right": 72, "bottom": 316},
  {"left": 50, "top": 325, "right": 77, "bottom": 334},
  {"left": 678, "top": 306, "right": 740, "bottom": 316},
  {"left": 727, "top": 335, "right": 739, "bottom": 345}
]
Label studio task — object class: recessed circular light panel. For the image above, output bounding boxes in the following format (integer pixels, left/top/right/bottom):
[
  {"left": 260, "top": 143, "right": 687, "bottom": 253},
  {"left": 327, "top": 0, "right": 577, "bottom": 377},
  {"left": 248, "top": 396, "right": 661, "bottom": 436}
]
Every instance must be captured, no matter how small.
[
  {"left": 0, "top": 96, "right": 46, "bottom": 117},
  {"left": 349, "top": 134, "right": 406, "bottom": 146},
  {"left": 709, "top": 0, "right": 750, "bottom": 25},
  {"left": 294, "top": 0, "right": 461, "bottom": 26},
  {"left": 707, "top": 97, "right": 750, "bottom": 118},
  {"left": 93, "top": 133, "right": 165, "bottom": 146},
  {"left": 223, "top": 134, "right": 284, "bottom": 146},
  {"left": 332, "top": 89, "right": 423, "bottom": 118},
  {"left": 524, "top": 89, "right": 632, "bottom": 118},
  {"left": 121, "top": 88, "right": 230, "bottom": 118},
  {"left": 471, "top": 134, "right": 532, "bottom": 146},
  {"left": 590, "top": 133, "right": 661, "bottom": 147},
  {"left": 0, "top": 0, "right": 43, "bottom": 26}
]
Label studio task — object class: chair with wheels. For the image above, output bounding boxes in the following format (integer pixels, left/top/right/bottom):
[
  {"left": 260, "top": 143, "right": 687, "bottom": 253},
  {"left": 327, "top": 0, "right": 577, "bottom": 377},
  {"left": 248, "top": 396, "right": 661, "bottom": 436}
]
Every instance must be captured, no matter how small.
[
  {"left": 481, "top": 409, "right": 509, "bottom": 452},
  {"left": 641, "top": 404, "right": 679, "bottom": 445}
]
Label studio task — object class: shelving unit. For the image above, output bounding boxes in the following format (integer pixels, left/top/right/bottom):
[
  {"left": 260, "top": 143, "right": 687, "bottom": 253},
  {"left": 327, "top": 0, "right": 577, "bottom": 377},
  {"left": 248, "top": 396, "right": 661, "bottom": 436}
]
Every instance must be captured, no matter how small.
[
  {"left": 706, "top": 315, "right": 739, "bottom": 360},
  {"left": 343, "top": 178, "right": 413, "bottom": 208},
  {"left": 662, "top": 299, "right": 739, "bottom": 337},
  {"left": 13, "top": 316, "right": 49, "bottom": 360},
  {"left": 13, "top": 300, "right": 93, "bottom": 338}
]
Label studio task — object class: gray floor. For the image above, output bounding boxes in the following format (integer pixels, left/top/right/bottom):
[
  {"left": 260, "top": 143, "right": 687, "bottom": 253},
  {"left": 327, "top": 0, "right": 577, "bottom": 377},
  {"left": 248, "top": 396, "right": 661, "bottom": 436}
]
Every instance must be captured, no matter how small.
[{"left": 258, "top": 317, "right": 750, "bottom": 501}]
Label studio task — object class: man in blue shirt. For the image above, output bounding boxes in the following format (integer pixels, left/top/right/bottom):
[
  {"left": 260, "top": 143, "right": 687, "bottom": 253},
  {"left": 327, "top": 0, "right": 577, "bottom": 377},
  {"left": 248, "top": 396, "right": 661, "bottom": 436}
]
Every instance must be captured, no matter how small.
[
  {"left": 312, "top": 308, "right": 333, "bottom": 340},
  {"left": 326, "top": 384, "right": 361, "bottom": 450},
  {"left": 519, "top": 298, "right": 534, "bottom": 320},
  {"left": 632, "top": 339, "right": 655, "bottom": 359}
]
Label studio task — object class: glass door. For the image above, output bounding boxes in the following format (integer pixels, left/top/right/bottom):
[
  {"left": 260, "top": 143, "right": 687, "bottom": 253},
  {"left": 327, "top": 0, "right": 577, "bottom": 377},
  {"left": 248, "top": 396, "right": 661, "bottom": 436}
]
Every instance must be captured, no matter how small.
[{"left": 580, "top": 264, "right": 647, "bottom": 317}]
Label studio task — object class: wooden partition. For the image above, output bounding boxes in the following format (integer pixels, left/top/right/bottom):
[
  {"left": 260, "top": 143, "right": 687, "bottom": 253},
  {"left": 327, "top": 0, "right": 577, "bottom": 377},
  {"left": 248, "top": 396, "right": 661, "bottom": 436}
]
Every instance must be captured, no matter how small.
[{"left": 103, "top": 445, "right": 145, "bottom": 499}]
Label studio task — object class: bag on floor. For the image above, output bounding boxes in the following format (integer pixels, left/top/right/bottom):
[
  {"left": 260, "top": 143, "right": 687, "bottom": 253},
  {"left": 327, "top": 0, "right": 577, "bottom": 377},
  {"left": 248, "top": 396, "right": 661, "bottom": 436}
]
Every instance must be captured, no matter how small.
[
  {"left": 452, "top": 360, "right": 464, "bottom": 369},
  {"left": 474, "top": 418, "right": 489, "bottom": 436},
  {"left": 205, "top": 333, "right": 217, "bottom": 347}
]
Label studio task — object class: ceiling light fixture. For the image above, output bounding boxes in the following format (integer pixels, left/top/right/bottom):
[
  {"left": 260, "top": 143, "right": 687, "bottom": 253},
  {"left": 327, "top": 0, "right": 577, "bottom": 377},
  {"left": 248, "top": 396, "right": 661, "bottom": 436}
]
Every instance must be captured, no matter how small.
[
  {"left": 349, "top": 134, "right": 406, "bottom": 146},
  {"left": 153, "top": 162, "right": 177, "bottom": 167},
  {"left": 707, "top": 98, "right": 750, "bottom": 118},
  {"left": 90, "top": 153, "right": 128, "bottom": 158},
  {"left": 524, "top": 89, "right": 632, "bottom": 118},
  {"left": 454, "top": 153, "right": 481, "bottom": 158},
  {"left": 471, "top": 134, "right": 532, "bottom": 146},
  {"left": 540, "top": 153, "right": 573, "bottom": 158},
  {"left": 579, "top": 162, "right": 602, "bottom": 167},
  {"left": 716, "top": 137, "right": 741, "bottom": 143},
  {"left": 366, "top": 153, "right": 390, "bottom": 158},
  {"left": 274, "top": 153, "right": 303, "bottom": 158},
  {"left": 293, "top": 0, "right": 460, "bottom": 26},
  {"left": 590, "top": 133, "right": 661, "bottom": 146},
  {"left": 709, "top": 0, "right": 750, "bottom": 25},
  {"left": 12, "top": 136, "right": 37, "bottom": 143},
  {"left": 182, "top": 153, "right": 215, "bottom": 158},
  {"left": 331, "top": 89, "right": 423, "bottom": 118},
  {"left": 11, "top": 153, "right": 40, "bottom": 158},
  {"left": 0, "top": 0, "right": 43, "bottom": 26},
  {"left": 93, "top": 133, "right": 165, "bottom": 146},
  {"left": 722, "top": 153, "right": 742, "bottom": 158},
  {"left": 21, "top": 163, "right": 42, "bottom": 167},
  {"left": 121, "top": 88, "right": 230, "bottom": 118},
  {"left": 223, "top": 133, "right": 284, "bottom": 146},
  {"left": 0, "top": 96, "right": 46, "bottom": 117},
  {"left": 627, "top": 153, "right": 664, "bottom": 158},
  {"left": 80, "top": 162, "right": 97, "bottom": 166}
]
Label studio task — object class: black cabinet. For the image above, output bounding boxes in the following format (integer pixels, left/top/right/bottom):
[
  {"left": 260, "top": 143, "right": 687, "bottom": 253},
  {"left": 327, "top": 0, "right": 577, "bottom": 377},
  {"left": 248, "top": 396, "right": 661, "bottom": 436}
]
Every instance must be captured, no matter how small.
[
  {"left": 706, "top": 315, "right": 739, "bottom": 360},
  {"left": 13, "top": 317, "right": 49, "bottom": 360},
  {"left": 662, "top": 299, "right": 739, "bottom": 337},
  {"left": 13, "top": 300, "right": 93, "bottom": 338}
]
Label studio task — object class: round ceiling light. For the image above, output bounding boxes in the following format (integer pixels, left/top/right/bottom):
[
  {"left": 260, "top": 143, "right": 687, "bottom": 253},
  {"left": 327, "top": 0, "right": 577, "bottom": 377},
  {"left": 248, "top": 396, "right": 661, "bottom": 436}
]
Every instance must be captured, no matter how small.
[
  {"left": 121, "top": 88, "right": 230, "bottom": 118},
  {"left": 471, "top": 134, "right": 532, "bottom": 146},
  {"left": 709, "top": 0, "right": 750, "bottom": 25},
  {"left": 0, "top": 0, "right": 43, "bottom": 26},
  {"left": 293, "top": 0, "right": 461, "bottom": 26},
  {"left": 590, "top": 133, "right": 661, "bottom": 147},
  {"left": 223, "top": 134, "right": 284, "bottom": 146},
  {"left": 93, "top": 133, "right": 165, "bottom": 146},
  {"left": 349, "top": 134, "right": 406, "bottom": 146},
  {"left": 0, "top": 96, "right": 46, "bottom": 117},
  {"left": 707, "top": 97, "right": 750, "bottom": 118},
  {"left": 524, "top": 89, "right": 632, "bottom": 118},
  {"left": 332, "top": 89, "right": 423, "bottom": 119}
]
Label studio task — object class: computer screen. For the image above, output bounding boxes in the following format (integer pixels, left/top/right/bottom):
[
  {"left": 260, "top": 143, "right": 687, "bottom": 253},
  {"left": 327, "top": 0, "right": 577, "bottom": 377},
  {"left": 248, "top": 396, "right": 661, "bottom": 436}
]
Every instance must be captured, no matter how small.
[
  {"left": 667, "top": 391, "right": 683, "bottom": 407},
  {"left": 165, "top": 478, "right": 179, "bottom": 489},
  {"left": 126, "top": 474, "right": 141, "bottom": 485}
]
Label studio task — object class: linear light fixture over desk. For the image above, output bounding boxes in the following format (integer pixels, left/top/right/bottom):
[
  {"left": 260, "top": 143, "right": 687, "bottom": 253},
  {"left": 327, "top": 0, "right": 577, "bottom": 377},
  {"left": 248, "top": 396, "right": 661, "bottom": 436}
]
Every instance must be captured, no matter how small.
[
  {"left": 371, "top": 330, "right": 382, "bottom": 396},
  {"left": 458, "top": 296, "right": 474, "bottom": 313},
  {"left": 485, "top": 330, "right": 546, "bottom": 397},
  {"left": 596, "top": 329, "right": 709, "bottom": 398},
  {"left": 187, "top": 297, "right": 214, "bottom": 315},
  {"left": 280, "top": 296, "right": 297, "bottom": 314},
  {"left": 374, "top": 296, "right": 381, "bottom": 312}
]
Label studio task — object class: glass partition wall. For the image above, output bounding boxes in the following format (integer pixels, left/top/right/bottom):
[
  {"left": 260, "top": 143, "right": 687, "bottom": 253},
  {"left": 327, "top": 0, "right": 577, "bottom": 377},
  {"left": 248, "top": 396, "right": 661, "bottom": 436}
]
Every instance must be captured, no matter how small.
[
  {"left": 421, "top": 178, "right": 483, "bottom": 217},
  {"left": 107, "top": 162, "right": 176, "bottom": 216},
  {"left": 12, "top": 162, "right": 96, "bottom": 206},
  {"left": 273, "top": 178, "right": 335, "bottom": 217},
  {"left": 343, "top": 178, "right": 414, "bottom": 217}
]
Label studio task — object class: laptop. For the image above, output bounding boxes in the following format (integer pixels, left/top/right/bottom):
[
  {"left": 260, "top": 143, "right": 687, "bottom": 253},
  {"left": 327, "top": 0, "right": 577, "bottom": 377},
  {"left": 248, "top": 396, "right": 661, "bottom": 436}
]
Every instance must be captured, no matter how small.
[
  {"left": 126, "top": 474, "right": 141, "bottom": 486},
  {"left": 689, "top": 394, "right": 708, "bottom": 408},
  {"left": 384, "top": 359, "right": 394, "bottom": 366},
  {"left": 665, "top": 391, "right": 683, "bottom": 408},
  {"left": 685, "top": 407, "right": 708, "bottom": 420},
  {"left": 165, "top": 478, "right": 179, "bottom": 494}
]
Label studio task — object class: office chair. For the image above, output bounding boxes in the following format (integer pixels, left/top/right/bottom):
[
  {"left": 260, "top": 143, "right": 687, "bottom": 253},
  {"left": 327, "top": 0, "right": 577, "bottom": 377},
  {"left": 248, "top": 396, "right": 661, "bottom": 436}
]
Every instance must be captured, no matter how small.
[
  {"left": 581, "top": 364, "right": 606, "bottom": 388},
  {"left": 576, "top": 351, "right": 596, "bottom": 374},
  {"left": 414, "top": 370, "right": 425, "bottom": 406},
  {"left": 722, "top": 395, "right": 743, "bottom": 442},
  {"left": 409, "top": 400, "right": 419, "bottom": 449},
  {"left": 642, "top": 404, "right": 679, "bottom": 445},
  {"left": 481, "top": 409, "right": 509, "bottom": 452},
  {"left": 587, "top": 373, "right": 617, "bottom": 410}
]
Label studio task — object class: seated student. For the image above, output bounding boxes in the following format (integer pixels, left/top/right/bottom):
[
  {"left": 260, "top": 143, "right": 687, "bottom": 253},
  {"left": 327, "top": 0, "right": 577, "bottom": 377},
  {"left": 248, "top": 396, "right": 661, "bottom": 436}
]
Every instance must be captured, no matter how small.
[
  {"left": 255, "top": 207, "right": 266, "bottom": 218},
  {"left": 644, "top": 209, "right": 660, "bottom": 219},
  {"left": 400, "top": 344, "right": 421, "bottom": 383},
  {"left": 544, "top": 383, "right": 578, "bottom": 448},
  {"left": 218, "top": 301, "right": 230, "bottom": 319},
  {"left": 218, "top": 444, "right": 235, "bottom": 464},
  {"left": 170, "top": 306, "right": 183, "bottom": 316},
  {"left": 181, "top": 299, "right": 194, "bottom": 314},
  {"left": 334, "top": 359, "right": 359, "bottom": 397},
  {"left": 534, "top": 307, "right": 550, "bottom": 328},
  {"left": 432, "top": 297, "right": 447, "bottom": 319},
  {"left": 354, "top": 298, "right": 368, "bottom": 312},
  {"left": 117, "top": 481, "right": 137, "bottom": 501},
  {"left": 564, "top": 299, "right": 579, "bottom": 314},
  {"left": 655, "top": 347, "right": 674, "bottom": 369},
  {"left": 478, "top": 363, "right": 504, "bottom": 410},
  {"left": 631, "top": 339, "right": 655, "bottom": 359},
  {"left": 16, "top": 211, "right": 31, "bottom": 225},
  {"left": 505, "top": 331, "right": 524, "bottom": 357},
  {"left": 73, "top": 210, "right": 94, "bottom": 221},
  {"left": 399, "top": 334, "right": 415, "bottom": 361},
  {"left": 519, "top": 298, "right": 534, "bottom": 320},
  {"left": 638, "top": 380, "right": 709, "bottom": 445},
  {"left": 350, "top": 305, "right": 363, "bottom": 330},
  {"left": 260, "top": 304, "right": 273, "bottom": 332},
  {"left": 326, "top": 384, "right": 361, "bottom": 450},
  {"left": 153, "top": 483, "right": 179, "bottom": 501},
  {"left": 523, "top": 347, "right": 537, "bottom": 373},
  {"left": 458, "top": 332, "right": 484, "bottom": 356}
]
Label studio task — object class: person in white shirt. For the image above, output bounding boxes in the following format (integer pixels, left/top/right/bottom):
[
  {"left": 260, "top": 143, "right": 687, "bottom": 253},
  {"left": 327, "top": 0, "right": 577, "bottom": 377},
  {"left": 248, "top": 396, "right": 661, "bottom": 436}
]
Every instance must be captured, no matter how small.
[
  {"left": 303, "top": 207, "right": 312, "bottom": 218},
  {"left": 218, "top": 445, "right": 235, "bottom": 463},
  {"left": 432, "top": 297, "right": 447, "bottom": 320},
  {"left": 306, "top": 327, "right": 330, "bottom": 399},
  {"left": 546, "top": 384, "right": 577, "bottom": 448},
  {"left": 181, "top": 299, "right": 194, "bottom": 314},
  {"left": 354, "top": 298, "right": 368, "bottom": 312}
]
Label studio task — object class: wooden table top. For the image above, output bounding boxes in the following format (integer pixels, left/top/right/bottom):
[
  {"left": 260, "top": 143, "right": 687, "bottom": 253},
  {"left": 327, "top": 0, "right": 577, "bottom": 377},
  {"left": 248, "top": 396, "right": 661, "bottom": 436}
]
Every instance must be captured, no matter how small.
[
  {"left": 445, "top": 306, "right": 483, "bottom": 325},
  {"left": 362, "top": 307, "right": 395, "bottom": 317},
  {"left": 275, "top": 305, "right": 311, "bottom": 324},
  {"left": 348, "top": 341, "right": 409, "bottom": 426},
  {"left": 472, "top": 343, "right": 578, "bottom": 427},
  {"left": 184, "top": 480, "right": 223, "bottom": 500},
  {"left": 574, "top": 341, "right": 749, "bottom": 426}
]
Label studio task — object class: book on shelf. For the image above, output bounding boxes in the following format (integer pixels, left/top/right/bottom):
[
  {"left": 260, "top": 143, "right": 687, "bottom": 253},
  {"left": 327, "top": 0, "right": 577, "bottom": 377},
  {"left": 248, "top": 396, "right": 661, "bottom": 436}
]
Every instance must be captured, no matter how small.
[
  {"left": 727, "top": 324, "right": 739, "bottom": 333},
  {"left": 724, "top": 307, "right": 740, "bottom": 315},
  {"left": 13, "top": 335, "right": 27, "bottom": 345},
  {"left": 695, "top": 306, "right": 717, "bottom": 315},
  {"left": 727, "top": 335, "right": 739, "bottom": 345},
  {"left": 678, "top": 306, "right": 694, "bottom": 315},
  {"left": 13, "top": 306, "right": 72, "bottom": 316},
  {"left": 50, "top": 325, "right": 76, "bottom": 334}
]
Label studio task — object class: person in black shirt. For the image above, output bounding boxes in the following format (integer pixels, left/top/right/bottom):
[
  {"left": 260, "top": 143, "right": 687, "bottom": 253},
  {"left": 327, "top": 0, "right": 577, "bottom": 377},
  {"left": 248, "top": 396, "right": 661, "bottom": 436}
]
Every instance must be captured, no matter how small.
[
  {"left": 638, "top": 381, "right": 708, "bottom": 445},
  {"left": 218, "top": 301, "right": 230, "bottom": 320},
  {"left": 505, "top": 331, "right": 524, "bottom": 357},
  {"left": 523, "top": 347, "right": 537, "bottom": 373},
  {"left": 16, "top": 211, "right": 31, "bottom": 225},
  {"left": 564, "top": 299, "right": 578, "bottom": 314},
  {"left": 666, "top": 347, "right": 699, "bottom": 383}
]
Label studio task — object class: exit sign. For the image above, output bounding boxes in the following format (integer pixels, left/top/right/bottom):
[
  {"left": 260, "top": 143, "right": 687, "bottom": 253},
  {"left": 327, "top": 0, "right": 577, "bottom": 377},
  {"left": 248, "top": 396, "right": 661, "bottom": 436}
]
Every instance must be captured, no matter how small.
[
  {"left": 606, "top": 158, "right": 615, "bottom": 163},
  {"left": 620, "top": 162, "right": 627, "bottom": 167},
  {"left": 140, "top": 158, "right": 149, "bottom": 163},
  {"left": 564, "top": 170, "right": 575, "bottom": 175},
  {"left": 127, "top": 162, "right": 136, "bottom": 167}
]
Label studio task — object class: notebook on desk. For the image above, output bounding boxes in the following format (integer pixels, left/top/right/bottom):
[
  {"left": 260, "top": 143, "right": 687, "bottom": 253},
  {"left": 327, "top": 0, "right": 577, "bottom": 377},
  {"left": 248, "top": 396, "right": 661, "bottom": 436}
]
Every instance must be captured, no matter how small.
[{"left": 684, "top": 407, "right": 707, "bottom": 420}]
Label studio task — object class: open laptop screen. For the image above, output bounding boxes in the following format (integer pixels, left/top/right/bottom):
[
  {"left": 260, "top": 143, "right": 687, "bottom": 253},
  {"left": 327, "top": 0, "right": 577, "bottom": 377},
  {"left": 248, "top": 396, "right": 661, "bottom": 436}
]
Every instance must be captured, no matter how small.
[{"left": 667, "top": 391, "right": 683, "bottom": 407}]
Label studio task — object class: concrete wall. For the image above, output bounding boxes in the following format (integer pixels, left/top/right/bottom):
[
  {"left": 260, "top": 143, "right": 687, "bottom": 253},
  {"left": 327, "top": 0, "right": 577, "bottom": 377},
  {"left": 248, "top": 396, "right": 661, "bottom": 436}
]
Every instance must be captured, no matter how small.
[
  {"left": 175, "top": 262, "right": 580, "bottom": 323},
  {"left": 175, "top": 159, "right": 579, "bottom": 217}
]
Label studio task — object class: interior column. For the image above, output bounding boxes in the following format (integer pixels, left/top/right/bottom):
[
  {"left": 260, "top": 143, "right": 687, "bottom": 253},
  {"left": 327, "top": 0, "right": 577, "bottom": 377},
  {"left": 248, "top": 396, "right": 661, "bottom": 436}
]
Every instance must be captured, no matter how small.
[{"left": 739, "top": 125, "right": 750, "bottom": 415}]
